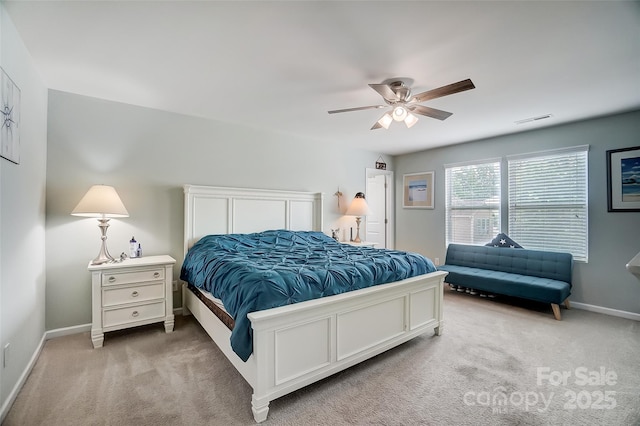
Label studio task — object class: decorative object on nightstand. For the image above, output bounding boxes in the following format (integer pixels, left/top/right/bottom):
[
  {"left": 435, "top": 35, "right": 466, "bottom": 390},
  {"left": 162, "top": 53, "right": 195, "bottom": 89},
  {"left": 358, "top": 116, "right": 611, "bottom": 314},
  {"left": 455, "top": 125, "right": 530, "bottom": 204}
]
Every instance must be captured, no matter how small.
[
  {"left": 88, "top": 255, "right": 176, "bottom": 348},
  {"left": 129, "top": 236, "right": 142, "bottom": 258},
  {"left": 345, "top": 192, "right": 372, "bottom": 243},
  {"left": 71, "top": 185, "right": 129, "bottom": 265}
]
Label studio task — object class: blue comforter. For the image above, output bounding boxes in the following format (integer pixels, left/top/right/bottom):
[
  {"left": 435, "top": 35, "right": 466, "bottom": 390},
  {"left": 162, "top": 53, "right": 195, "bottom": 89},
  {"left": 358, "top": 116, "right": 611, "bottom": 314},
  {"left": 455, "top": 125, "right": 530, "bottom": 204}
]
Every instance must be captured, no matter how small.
[{"left": 180, "top": 230, "right": 436, "bottom": 361}]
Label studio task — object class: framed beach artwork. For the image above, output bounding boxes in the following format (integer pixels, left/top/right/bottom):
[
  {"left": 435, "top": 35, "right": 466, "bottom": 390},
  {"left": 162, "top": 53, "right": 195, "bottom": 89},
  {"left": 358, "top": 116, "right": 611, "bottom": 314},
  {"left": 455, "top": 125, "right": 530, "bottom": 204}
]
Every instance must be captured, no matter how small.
[
  {"left": 403, "top": 171, "right": 434, "bottom": 209},
  {"left": 607, "top": 146, "right": 640, "bottom": 212},
  {"left": 1, "top": 66, "right": 20, "bottom": 164}
]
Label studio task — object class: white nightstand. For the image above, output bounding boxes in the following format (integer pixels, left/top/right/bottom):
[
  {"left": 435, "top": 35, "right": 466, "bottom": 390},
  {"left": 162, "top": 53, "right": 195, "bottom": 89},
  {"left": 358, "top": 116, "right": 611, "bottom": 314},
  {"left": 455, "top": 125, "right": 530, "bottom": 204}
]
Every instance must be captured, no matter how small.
[
  {"left": 343, "top": 241, "right": 378, "bottom": 248},
  {"left": 88, "top": 255, "right": 176, "bottom": 348}
]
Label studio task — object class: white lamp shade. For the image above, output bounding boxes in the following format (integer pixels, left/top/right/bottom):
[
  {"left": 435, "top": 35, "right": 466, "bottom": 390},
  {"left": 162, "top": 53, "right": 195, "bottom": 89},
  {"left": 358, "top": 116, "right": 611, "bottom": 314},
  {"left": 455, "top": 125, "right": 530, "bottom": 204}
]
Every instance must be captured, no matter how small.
[
  {"left": 377, "top": 113, "right": 393, "bottom": 130},
  {"left": 345, "top": 194, "right": 372, "bottom": 216},
  {"left": 71, "top": 185, "right": 129, "bottom": 218},
  {"left": 404, "top": 112, "right": 419, "bottom": 128}
]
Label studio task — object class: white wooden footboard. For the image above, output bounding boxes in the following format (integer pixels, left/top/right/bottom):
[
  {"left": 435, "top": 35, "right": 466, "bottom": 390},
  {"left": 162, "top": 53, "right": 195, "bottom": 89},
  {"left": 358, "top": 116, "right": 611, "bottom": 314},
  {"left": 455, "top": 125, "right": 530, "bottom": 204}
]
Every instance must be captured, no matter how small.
[
  {"left": 183, "top": 270, "right": 446, "bottom": 423},
  {"left": 247, "top": 270, "right": 447, "bottom": 422}
]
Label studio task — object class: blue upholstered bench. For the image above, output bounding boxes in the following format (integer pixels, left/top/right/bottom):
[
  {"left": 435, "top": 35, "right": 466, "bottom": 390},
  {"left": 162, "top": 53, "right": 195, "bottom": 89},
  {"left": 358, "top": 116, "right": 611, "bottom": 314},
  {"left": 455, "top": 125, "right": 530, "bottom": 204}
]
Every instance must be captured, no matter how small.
[{"left": 438, "top": 244, "right": 573, "bottom": 320}]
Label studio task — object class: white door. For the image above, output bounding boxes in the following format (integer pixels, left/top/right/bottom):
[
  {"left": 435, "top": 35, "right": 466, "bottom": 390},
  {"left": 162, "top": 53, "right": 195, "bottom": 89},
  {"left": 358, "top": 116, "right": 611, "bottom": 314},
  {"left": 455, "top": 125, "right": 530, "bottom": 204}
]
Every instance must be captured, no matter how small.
[{"left": 365, "top": 169, "right": 394, "bottom": 249}]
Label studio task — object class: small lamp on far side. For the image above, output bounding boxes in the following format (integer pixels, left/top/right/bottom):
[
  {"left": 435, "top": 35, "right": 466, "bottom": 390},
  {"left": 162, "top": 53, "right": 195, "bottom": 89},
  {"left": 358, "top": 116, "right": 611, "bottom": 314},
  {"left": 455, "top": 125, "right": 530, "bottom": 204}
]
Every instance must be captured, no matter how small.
[
  {"left": 71, "top": 185, "right": 129, "bottom": 265},
  {"left": 345, "top": 192, "right": 372, "bottom": 243}
]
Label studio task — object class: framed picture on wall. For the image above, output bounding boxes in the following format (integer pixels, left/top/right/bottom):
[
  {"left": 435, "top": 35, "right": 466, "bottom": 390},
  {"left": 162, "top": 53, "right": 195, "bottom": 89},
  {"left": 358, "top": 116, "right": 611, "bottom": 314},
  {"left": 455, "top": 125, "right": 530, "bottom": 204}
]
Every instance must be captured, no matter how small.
[
  {"left": 1, "top": 66, "right": 20, "bottom": 165},
  {"left": 403, "top": 171, "right": 434, "bottom": 209},
  {"left": 607, "top": 146, "right": 640, "bottom": 212}
]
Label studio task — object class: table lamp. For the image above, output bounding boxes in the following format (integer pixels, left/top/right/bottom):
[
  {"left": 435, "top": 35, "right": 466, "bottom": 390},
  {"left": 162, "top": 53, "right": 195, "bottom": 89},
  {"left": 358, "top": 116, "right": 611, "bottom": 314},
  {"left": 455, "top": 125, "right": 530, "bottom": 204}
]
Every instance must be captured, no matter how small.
[
  {"left": 345, "top": 192, "right": 372, "bottom": 243},
  {"left": 71, "top": 185, "right": 129, "bottom": 265}
]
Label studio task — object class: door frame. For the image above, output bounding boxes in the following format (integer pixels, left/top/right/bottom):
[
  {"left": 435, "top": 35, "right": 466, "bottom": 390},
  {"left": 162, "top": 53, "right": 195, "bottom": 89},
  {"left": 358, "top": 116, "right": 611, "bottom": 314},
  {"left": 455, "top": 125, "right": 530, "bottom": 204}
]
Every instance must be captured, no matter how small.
[{"left": 365, "top": 168, "right": 395, "bottom": 249}]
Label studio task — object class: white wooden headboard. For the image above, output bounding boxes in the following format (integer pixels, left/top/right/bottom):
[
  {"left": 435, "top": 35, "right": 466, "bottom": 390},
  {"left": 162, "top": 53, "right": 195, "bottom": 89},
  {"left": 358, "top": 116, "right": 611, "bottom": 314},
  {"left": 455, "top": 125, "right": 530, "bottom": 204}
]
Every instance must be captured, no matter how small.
[{"left": 183, "top": 185, "right": 324, "bottom": 256}]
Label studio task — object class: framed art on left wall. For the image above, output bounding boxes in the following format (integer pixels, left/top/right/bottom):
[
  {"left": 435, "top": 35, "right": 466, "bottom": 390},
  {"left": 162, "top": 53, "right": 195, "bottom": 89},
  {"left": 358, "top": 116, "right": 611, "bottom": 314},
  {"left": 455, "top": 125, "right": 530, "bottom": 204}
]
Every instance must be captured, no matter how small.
[{"left": 1, "top": 66, "right": 20, "bottom": 165}]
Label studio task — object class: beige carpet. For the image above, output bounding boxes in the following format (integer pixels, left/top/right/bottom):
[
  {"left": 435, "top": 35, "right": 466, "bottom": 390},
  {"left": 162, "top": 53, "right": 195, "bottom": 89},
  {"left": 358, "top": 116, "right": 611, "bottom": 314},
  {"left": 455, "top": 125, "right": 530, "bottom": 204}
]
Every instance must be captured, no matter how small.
[{"left": 4, "top": 290, "right": 640, "bottom": 426}]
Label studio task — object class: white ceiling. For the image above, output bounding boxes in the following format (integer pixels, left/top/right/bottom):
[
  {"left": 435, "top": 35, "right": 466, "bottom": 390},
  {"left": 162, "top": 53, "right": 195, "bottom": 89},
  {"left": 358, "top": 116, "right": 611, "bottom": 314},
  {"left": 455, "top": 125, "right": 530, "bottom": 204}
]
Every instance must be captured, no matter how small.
[{"left": 5, "top": 1, "right": 640, "bottom": 155}]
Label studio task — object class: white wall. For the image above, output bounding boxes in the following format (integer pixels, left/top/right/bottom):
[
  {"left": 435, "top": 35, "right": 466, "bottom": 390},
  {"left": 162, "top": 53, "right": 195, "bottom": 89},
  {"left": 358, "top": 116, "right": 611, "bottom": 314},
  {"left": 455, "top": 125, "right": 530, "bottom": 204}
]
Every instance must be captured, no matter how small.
[
  {"left": 45, "top": 90, "right": 391, "bottom": 330},
  {"left": 0, "top": 4, "right": 48, "bottom": 418},
  {"left": 394, "top": 110, "right": 640, "bottom": 315}
]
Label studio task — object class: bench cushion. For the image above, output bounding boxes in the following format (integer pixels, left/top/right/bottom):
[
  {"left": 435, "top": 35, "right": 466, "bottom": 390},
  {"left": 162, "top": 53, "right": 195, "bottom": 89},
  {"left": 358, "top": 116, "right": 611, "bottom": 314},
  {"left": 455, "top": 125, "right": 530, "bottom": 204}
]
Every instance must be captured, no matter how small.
[
  {"left": 444, "top": 244, "right": 572, "bottom": 283},
  {"left": 438, "top": 264, "right": 571, "bottom": 304},
  {"left": 438, "top": 244, "right": 573, "bottom": 306}
]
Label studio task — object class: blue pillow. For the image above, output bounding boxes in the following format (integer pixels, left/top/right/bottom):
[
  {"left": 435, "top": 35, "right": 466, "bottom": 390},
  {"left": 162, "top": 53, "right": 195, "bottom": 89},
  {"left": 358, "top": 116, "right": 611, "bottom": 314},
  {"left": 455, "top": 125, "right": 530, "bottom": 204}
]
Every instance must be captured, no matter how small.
[{"left": 485, "top": 233, "right": 523, "bottom": 248}]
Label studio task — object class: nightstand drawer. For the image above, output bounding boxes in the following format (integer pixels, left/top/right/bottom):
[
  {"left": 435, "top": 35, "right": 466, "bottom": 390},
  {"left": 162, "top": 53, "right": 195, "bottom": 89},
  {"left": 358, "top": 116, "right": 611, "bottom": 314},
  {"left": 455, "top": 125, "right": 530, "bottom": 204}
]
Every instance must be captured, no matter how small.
[
  {"left": 102, "top": 268, "right": 165, "bottom": 286},
  {"left": 102, "top": 282, "right": 165, "bottom": 307},
  {"left": 103, "top": 301, "right": 166, "bottom": 328}
]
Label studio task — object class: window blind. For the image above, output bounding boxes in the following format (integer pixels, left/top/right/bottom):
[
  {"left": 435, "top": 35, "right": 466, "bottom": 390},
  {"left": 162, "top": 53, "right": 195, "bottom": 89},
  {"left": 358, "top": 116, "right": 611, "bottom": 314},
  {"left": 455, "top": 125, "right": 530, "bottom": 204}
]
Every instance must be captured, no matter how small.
[
  {"left": 508, "top": 147, "right": 588, "bottom": 262},
  {"left": 445, "top": 161, "right": 501, "bottom": 245}
]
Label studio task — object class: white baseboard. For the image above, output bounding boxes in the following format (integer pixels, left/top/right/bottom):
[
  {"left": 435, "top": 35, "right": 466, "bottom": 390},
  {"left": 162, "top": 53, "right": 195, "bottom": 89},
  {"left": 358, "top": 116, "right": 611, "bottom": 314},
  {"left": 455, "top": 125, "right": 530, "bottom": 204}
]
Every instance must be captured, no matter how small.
[
  {"left": 571, "top": 302, "right": 640, "bottom": 321},
  {"left": 0, "top": 334, "right": 46, "bottom": 424},
  {"left": 45, "top": 323, "right": 91, "bottom": 340},
  {"left": 44, "top": 312, "right": 186, "bottom": 340}
]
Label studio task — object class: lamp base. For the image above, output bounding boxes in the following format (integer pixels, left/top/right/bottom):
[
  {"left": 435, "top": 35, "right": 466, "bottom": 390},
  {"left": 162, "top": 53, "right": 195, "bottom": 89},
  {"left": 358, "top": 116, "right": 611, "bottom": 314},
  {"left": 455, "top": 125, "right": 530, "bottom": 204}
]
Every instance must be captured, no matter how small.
[
  {"left": 91, "top": 252, "right": 114, "bottom": 265},
  {"left": 353, "top": 216, "right": 362, "bottom": 243},
  {"left": 91, "top": 218, "right": 115, "bottom": 265}
]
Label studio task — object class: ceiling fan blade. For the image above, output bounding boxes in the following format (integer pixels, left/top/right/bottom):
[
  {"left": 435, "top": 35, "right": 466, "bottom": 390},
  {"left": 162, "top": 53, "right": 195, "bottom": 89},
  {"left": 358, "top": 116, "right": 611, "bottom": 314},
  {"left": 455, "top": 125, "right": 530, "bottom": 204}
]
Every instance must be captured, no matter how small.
[
  {"left": 369, "top": 84, "right": 401, "bottom": 103},
  {"left": 411, "top": 79, "right": 475, "bottom": 103},
  {"left": 410, "top": 105, "right": 453, "bottom": 121},
  {"left": 328, "top": 105, "right": 386, "bottom": 114}
]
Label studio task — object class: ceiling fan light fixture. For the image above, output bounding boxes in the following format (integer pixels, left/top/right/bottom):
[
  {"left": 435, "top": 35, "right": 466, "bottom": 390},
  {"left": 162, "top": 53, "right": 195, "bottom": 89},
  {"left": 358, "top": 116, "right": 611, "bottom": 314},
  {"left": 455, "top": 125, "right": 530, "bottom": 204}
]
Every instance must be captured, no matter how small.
[
  {"left": 377, "top": 112, "right": 393, "bottom": 129},
  {"left": 393, "top": 106, "right": 408, "bottom": 121},
  {"left": 404, "top": 112, "right": 419, "bottom": 128},
  {"left": 328, "top": 78, "right": 475, "bottom": 131}
]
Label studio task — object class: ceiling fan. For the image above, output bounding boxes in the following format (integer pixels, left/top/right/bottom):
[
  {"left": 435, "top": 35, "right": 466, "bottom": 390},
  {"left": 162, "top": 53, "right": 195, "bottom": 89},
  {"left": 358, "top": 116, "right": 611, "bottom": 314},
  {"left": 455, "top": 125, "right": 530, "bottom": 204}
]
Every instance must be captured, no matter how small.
[{"left": 328, "top": 78, "right": 475, "bottom": 130}]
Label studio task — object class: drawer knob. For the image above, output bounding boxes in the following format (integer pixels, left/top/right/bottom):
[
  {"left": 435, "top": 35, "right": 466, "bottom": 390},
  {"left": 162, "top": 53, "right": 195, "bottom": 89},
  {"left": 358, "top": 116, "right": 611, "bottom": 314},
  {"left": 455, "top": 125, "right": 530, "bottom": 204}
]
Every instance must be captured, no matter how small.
[
  {"left": 131, "top": 291, "right": 139, "bottom": 297},
  {"left": 154, "top": 272, "right": 160, "bottom": 278},
  {"left": 132, "top": 311, "right": 139, "bottom": 317},
  {"left": 108, "top": 276, "right": 116, "bottom": 283}
]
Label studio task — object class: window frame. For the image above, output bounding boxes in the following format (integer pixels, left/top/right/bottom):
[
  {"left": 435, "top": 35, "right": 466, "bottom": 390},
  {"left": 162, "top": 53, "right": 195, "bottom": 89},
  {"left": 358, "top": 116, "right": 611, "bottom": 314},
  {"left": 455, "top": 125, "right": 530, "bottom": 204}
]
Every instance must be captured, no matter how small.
[
  {"left": 444, "top": 159, "right": 502, "bottom": 247},
  {"left": 506, "top": 145, "right": 589, "bottom": 262}
]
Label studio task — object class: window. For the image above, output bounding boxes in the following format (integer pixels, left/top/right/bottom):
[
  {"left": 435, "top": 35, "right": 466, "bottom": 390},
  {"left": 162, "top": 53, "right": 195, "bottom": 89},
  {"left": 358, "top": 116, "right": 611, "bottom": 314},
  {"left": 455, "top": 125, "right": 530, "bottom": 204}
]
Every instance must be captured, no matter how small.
[
  {"left": 475, "top": 218, "right": 492, "bottom": 235},
  {"left": 445, "top": 160, "right": 501, "bottom": 245},
  {"left": 508, "top": 146, "right": 589, "bottom": 262}
]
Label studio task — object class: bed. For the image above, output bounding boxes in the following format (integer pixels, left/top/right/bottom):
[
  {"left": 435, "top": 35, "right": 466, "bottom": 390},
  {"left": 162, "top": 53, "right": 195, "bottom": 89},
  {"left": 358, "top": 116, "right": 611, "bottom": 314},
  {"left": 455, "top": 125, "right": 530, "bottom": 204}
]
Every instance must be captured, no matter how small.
[{"left": 180, "top": 185, "right": 448, "bottom": 422}]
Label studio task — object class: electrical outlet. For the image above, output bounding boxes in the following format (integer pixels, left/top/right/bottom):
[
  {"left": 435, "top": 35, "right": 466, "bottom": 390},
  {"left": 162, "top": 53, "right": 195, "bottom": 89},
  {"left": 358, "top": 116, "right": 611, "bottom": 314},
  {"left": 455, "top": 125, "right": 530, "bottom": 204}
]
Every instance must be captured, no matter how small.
[
  {"left": 172, "top": 280, "right": 178, "bottom": 292},
  {"left": 434, "top": 257, "right": 440, "bottom": 266},
  {"left": 3, "top": 343, "right": 10, "bottom": 368}
]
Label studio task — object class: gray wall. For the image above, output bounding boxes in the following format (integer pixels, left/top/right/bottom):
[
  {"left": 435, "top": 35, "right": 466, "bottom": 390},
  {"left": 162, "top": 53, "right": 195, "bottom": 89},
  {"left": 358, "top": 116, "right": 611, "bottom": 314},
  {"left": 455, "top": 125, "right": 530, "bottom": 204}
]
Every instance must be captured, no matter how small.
[
  {"left": 394, "top": 110, "right": 640, "bottom": 315},
  {"left": 0, "top": 5, "right": 48, "bottom": 416},
  {"left": 45, "top": 90, "right": 391, "bottom": 330}
]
